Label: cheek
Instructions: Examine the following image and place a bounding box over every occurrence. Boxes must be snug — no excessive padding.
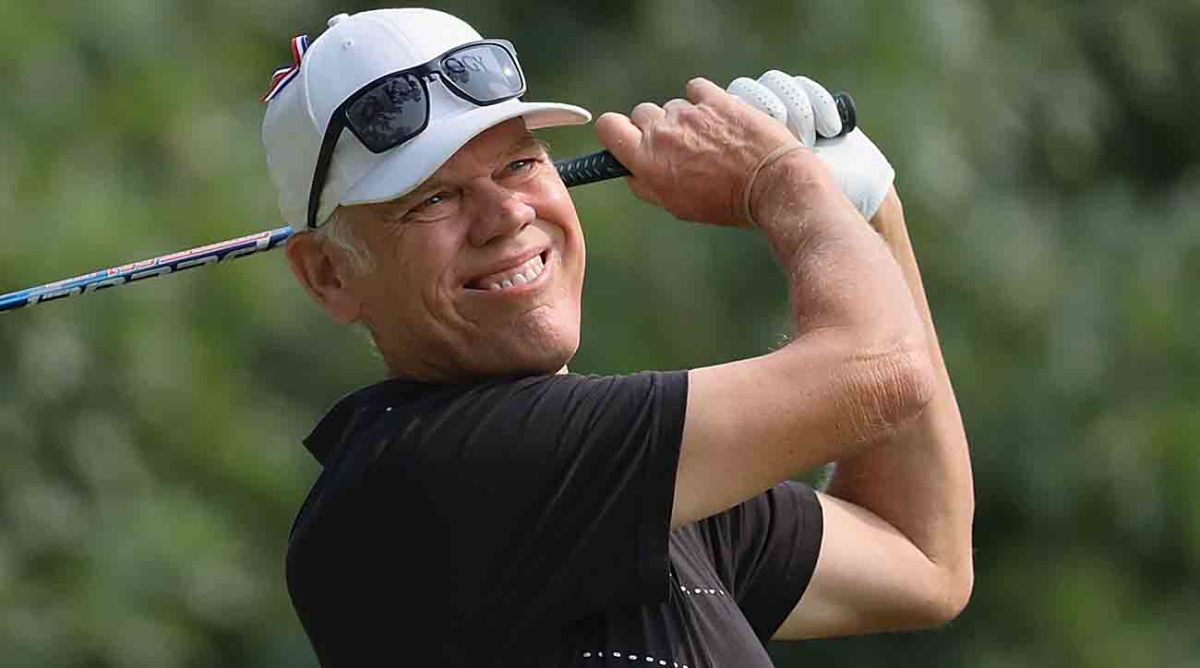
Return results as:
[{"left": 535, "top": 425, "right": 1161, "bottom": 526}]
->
[
  {"left": 533, "top": 182, "right": 584, "bottom": 252},
  {"left": 538, "top": 178, "right": 576, "bottom": 217},
  {"left": 363, "top": 227, "right": 458, "bottom": 315}
]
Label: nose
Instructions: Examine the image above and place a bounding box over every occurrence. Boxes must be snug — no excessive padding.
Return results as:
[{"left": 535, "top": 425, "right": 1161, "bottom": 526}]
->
[{"left": 466, "top": 179, "right": 535, "bottom": 247}]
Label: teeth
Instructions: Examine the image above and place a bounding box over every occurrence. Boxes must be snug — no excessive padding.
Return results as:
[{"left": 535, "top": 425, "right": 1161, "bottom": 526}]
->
[{"left": 479, "top": 254, "right": 546, "bottom": 291}]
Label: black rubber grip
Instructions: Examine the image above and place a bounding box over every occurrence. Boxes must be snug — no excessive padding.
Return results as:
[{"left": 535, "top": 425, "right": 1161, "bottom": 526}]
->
[
  {"left": 554, "top": 149, "right": 631, "bottom": 187},
  {"left": 554, "top": 91, "right": 858, "bottom": 189}
]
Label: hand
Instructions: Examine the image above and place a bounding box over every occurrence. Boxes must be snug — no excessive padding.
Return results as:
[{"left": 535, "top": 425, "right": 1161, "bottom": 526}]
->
[
  {"left": 594, "top": 77, "right": 815, "bottom": 228},
  {"left": 727, "top": 71, "right": 895, "bottom": 221}
]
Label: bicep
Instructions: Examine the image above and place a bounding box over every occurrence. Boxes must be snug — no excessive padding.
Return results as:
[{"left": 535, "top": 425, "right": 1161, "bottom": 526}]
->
[
  {"left": 772, "top": 491, "right": 959, "bottom": 640},
  {"left": 673, "top": 335, "right": 925, "bottom": 528}
]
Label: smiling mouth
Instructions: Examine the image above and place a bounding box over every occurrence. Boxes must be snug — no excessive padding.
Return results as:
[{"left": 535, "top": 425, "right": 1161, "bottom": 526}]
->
[{"left": 465, "top": 251, "right": 550, "bottom": 292}]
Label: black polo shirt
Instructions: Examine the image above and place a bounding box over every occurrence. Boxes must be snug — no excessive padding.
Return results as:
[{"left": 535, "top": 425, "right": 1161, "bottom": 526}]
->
[{"left": 287, "top": 371, "right": 822, "bottom": 666}]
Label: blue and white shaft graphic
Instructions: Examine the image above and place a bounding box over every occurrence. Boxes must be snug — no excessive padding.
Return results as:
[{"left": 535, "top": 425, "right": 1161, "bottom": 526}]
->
[{"left": 0, "top": 227, "right": 295, "bottom": 313}]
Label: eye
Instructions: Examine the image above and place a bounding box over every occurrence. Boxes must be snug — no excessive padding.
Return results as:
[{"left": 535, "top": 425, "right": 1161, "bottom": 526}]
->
[
  {"left": 412, "top": 191, "right": 454, "bottom": 212},
  {"left": 507, "top": 157, "right": 541, "bottom": 174},
  {"left": 395, "top": 190, "right": 458, "bottom": 223}
]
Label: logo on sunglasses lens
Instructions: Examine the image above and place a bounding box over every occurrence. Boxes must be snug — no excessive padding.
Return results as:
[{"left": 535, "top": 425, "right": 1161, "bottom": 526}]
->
[{"left": 444, "top": 54, "right": 490, "bottom": 85}]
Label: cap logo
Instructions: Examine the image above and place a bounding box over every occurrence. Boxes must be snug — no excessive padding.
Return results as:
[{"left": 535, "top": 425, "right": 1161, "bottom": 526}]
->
[{"left": 262, "top": 34, "right": 310, "bottom": 103}]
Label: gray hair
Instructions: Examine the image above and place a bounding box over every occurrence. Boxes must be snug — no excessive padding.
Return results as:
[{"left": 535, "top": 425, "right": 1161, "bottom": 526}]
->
[
  {"left": 314, "top": 207, "right": 374, "bottom": 275},
  {"left": 310, "top": 208, "right": 381, "bottom": 352}
]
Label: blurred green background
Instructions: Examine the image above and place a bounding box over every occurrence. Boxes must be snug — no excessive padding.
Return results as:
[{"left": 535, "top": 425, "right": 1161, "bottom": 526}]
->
[{"left": 1, "top": 0, "right": 1197, "bottom": 665}]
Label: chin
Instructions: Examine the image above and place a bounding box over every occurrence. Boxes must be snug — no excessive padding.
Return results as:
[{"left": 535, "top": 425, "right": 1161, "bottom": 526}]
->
[{"left": 483, "top": 311, "right": 580, "bottom": 378}]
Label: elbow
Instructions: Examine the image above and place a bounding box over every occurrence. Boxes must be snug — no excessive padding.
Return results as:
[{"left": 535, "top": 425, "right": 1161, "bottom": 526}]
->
[
  {"left": 882, "top": 344, "right": 937, "bottom": 427},
  {"left": 931, "top": 566, "right": 974, "bottom": 626},
  {"left": 908, "top": 561, "right": 975, "bottom": 630},
  {"left": 840, "top": 342, "right": 937, "bottom": 444},
  {"left": 950, "top": 568, "right": 975, "bottom": 621}
]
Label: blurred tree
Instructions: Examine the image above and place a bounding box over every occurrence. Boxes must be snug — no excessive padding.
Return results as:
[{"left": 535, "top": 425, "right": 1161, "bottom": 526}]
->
[{"left": 0, "top": 1, "right": 1195, "bottom": 666}]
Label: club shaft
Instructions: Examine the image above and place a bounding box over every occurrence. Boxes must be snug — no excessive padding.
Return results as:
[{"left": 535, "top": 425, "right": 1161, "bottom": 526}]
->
[
  {"left": 0, "top": 153, "right": 621, "bottom": 313},
  {"left": 0, "top": 91, "right": 857, "bottom": 313}
]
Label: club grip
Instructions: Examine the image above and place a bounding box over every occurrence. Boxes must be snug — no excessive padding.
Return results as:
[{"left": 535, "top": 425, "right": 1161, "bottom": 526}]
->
[
  {"left": 554, "top": 149, "right": 631, "bottom": 187},
  {"left": 555, "top": 91, "right": 857, "bottom": 189},
  {"left": 833, "top": 91, "right": 857, "bottom": 136}
]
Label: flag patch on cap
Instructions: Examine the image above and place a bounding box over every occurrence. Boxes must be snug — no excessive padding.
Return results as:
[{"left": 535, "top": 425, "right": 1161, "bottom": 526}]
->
[{"left": 262, "top": 34, "right": 310, "bottom": 103}]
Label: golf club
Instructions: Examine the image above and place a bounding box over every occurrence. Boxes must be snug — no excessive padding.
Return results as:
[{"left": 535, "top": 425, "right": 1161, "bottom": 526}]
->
[{"left": 0, "top": 92, "right": 856, "bottom": 313}]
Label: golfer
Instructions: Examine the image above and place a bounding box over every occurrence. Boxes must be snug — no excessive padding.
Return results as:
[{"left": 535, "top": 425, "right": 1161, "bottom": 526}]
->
[{"left": 263, "top": 8, "right": 974, "bottom": 666}]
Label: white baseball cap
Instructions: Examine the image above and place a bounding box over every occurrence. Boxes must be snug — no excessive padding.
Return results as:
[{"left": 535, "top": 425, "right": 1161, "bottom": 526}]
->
[{"left": 262, "top": 8, "right": 592, "bottom": 231}]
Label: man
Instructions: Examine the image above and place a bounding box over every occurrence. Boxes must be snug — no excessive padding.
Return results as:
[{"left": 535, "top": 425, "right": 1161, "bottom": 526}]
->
[{"left": 263, "top": 8, "right": 973, "bottom": 666}]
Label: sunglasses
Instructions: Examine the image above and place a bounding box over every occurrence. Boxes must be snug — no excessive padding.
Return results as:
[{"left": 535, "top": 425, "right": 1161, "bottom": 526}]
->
[{"left": 306, "top": 39, "right": 527, "bottom": 229}]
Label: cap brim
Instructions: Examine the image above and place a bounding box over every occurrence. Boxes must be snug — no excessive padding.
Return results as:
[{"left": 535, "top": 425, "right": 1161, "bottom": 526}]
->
[{"left": 342, "top": 99, "right": 591, "bottom": 208}]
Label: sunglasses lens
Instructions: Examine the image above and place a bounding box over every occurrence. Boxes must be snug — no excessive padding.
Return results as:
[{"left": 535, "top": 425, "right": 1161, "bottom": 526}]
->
[
  {"left": 440, "top": 44, "right": 525, "bottom": 103},
  {"left": 345, "top": 73, "right": 428, "bottom": 153}
]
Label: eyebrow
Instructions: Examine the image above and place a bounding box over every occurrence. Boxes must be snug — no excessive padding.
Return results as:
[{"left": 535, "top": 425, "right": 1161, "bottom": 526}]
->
[
  {"left": 507, "top": 133, "right": 550, "bottom": 158},
  {"left": 389, "top": 133, "right": 550, "bottom": 211}
]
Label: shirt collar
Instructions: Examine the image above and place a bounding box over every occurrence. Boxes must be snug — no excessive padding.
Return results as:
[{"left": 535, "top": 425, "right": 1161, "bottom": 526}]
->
[{"left": 302, "top": 378, "right": 423, "bottom": 466}]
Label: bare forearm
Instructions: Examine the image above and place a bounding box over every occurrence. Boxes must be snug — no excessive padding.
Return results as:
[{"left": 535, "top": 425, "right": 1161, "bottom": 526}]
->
[
  {"left": 746, "top": 154, "right": 936, "bottom": 450},
  {"left": 825, "top": 190, "right": 975, "bottom": 595},
  {"left": 754, "top": 153, "right": 928, "bottom": 358}
]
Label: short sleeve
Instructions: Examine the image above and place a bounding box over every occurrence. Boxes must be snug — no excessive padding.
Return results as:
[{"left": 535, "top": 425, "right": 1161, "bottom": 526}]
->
[
  {"left": 361, "top": 371, "right": 688, "bottom": 638},
  {"left": 703, "top": 481, "right": 824, "bottom": 642}
]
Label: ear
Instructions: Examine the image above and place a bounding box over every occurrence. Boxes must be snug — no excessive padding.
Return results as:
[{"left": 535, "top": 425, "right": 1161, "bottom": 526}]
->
[{"left": 285, "top": 231, "right": 363, "bottom": 324}]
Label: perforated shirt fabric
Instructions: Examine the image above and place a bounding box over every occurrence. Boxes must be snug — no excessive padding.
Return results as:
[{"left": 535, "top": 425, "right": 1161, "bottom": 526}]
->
[{"left": 287, "top": 371, "right": 823, "bottom": 666}]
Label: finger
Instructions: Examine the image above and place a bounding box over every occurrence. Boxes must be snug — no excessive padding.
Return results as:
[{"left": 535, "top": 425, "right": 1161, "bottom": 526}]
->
[
  {"left": 662, "top": 97, "right": 691, "bottom": 116},
  {"left": 595, "top": 111, "right": 644, "bottom": 173},
  {"left": 756, "top": 70, "right": 816, "bottom": 147},
  {"left": 684, "top": 77, "right": 729, "bottom": 107},
  {"left": 726, "top": 77, "right": 787, "bottom": 126},
  {"left": 629, "top": 101, "right": 665, "bottom": 131},
  {"left": 794, "top": 75, "right": 842, "bottom": 138}
]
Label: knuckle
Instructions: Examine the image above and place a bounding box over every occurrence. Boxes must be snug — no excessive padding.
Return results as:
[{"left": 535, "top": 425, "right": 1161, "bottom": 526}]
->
[
  {"left": 674, "top": 104, "right": 700, "bottom": 122},
  {"left": 662, "top": 98, "right": 688, "bottom": 113},
  {"left": 652, "top": 127, "right": 685, "bottom": 150}
]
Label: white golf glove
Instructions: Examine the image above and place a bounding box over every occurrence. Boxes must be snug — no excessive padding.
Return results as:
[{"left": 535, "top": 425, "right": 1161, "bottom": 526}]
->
[{"left": 727, "top": 70, "right": 894, "bottom": 221}]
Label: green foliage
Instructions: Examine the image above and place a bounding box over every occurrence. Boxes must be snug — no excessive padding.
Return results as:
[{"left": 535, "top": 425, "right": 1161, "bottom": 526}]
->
[{"left": 0, "top": 1, "right": 1196, "bottom": 665}]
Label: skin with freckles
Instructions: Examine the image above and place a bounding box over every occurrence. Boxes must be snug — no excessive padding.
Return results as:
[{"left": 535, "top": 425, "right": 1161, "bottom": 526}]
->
[{"left": 284, "top": 118, "right": 586, "bottom": 382}]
